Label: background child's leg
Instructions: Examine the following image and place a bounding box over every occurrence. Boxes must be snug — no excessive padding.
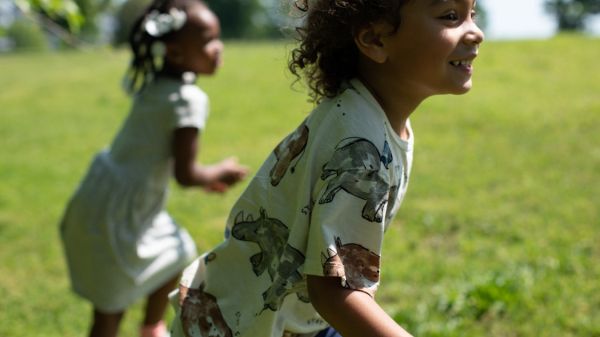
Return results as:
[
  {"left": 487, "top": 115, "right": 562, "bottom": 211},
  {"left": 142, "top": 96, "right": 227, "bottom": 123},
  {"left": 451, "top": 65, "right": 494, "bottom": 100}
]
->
[
  {"left": 142, "top": 275, "right": 180, "bottom": 329},
  {"left": 89, "top": 309, "right": 125, "bottom": 337},
  {"left": 315, "top": 327, "right": 343, "bottom": 337}
]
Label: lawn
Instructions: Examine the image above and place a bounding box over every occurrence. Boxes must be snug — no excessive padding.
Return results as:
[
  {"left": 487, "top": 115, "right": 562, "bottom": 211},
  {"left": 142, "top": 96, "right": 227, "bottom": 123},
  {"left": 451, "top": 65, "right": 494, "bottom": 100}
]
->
[{"left": 0, "top": 36, "right": 598, "bottom": 336}]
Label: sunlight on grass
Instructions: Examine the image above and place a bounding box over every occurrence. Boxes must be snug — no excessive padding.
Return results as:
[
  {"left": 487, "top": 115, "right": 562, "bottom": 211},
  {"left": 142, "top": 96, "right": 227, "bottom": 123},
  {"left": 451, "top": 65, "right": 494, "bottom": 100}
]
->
[{"left": 0, "top": 36, "right": 598, "bottom": 336}]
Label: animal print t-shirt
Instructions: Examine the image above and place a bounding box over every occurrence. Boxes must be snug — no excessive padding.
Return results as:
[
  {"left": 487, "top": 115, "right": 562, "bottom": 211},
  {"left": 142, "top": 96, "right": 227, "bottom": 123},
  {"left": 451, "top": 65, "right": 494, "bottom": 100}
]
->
[{"left": 171, "top": 79, "right": 414, "bottom": 337}]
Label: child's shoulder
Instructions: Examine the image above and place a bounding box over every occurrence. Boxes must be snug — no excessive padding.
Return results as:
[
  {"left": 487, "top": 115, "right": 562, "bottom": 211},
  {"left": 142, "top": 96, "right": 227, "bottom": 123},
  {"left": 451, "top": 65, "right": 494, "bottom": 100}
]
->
[
  {"left": 142, "top": 76, "right": 207, "bottom": 106},
  {"left": 309, "top": 78, "right": 384, "bottom": 131},
  {"left": 179, "top": 82, "right": 208, "bottom": 106}
]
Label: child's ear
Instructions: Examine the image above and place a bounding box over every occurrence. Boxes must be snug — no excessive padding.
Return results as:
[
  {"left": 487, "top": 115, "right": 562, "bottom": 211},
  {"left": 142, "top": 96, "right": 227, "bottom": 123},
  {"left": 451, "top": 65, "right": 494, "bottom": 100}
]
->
[{"left": 354, "top": 23, "right": 389, "bottom": 64}]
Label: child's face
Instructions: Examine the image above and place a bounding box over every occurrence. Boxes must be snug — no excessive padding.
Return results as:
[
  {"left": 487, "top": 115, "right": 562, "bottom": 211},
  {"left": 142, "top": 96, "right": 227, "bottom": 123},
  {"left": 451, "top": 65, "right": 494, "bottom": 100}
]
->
[
  {"left": 381, "top": 0, "right": 484, "bottom": 96},
  {"left": 168, "top": 5, "right": 224, "bottom": 75}
]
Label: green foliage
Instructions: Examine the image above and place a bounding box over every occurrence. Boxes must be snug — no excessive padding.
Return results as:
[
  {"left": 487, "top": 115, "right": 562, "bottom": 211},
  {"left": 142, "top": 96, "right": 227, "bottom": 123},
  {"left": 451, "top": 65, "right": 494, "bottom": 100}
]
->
[
  {"left": 545, "top": 0, "right": 600, "bottom": 30},
  {"left": 17, "top": 0, "right": 110, "bottom": 41},
  {"left": 205, "top": 0, "right": 281, "bottom": 39},
  {"left": 0, "top": 37, "right": 599, "bottom": 336},
  {"left": 205, "top": 0, "right": 255, "bottom": 38},
  {"left": 5, "top": 18, "right": 48, "bottom": 52},
  {"left": 72, "top": 0, "right": 111, "bottom": 38},
  {"left": 16, "top": 0, "right": 83, "bottom": 32}
]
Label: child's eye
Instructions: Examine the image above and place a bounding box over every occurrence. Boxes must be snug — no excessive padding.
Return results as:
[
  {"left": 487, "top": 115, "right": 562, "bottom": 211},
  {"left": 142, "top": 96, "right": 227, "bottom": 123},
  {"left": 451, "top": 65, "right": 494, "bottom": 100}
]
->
[{"left": 440, "top": 12, "right": 459, "bottom": 21}]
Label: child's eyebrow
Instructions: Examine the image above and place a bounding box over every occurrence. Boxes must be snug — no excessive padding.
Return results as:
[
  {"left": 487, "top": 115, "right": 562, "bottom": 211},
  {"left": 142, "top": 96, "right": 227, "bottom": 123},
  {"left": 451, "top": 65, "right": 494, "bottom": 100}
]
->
[
  {"left": 429, "top": 0, "right": 476, "bottom": 8},
  {"left": 429, "top": 0, "right": 455, "bottom": 6}
]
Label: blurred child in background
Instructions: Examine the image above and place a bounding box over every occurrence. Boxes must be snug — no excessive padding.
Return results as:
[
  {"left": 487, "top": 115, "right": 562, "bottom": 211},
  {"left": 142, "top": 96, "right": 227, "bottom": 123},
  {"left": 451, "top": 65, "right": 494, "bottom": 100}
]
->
[
  {"left": 60, "top": 1, "right": 247, "bottom": 336},
  {"left": 169, "top": 0, "right": 483, "bottom": 336}
]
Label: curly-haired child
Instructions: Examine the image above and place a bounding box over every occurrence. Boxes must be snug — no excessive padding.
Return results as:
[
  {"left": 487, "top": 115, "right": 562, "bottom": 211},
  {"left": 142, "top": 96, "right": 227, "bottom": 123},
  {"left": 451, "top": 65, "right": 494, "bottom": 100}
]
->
[
  {"left": 170, "top": 0, "right": 484, "bottom": 336},
  {"left": 59, "top": 1, "right": 247, "bottom": 336}
]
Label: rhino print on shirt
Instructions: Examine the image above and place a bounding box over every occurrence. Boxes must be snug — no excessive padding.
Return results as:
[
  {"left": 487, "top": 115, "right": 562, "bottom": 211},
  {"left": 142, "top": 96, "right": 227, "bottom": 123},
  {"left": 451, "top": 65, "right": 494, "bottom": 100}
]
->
[
  {"left": 179, "top": 283, "right": 233, "bottom": 337},
  {"left": 232, "top": 209, "right": 290, "bottom": 279},
  {"left": 321, "top": 237, "right": 381, "bottom": 291},
  {"left": 319, "top": 137, "right": 394, "bottom": 222},
  {"left": 231, "top": 208, "right": 308, "bottom": 311},
  {"left": 261, "top": 244, "right": 309, "bottom": 312},
  {"left": 270, "top": 123, "right": 309, "bottom": 186}
]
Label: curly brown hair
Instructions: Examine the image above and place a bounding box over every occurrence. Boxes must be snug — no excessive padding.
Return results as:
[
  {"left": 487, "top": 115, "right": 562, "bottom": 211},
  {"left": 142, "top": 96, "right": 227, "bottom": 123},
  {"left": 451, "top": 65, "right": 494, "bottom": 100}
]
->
[{"left": 288, "top": 0, "right": 407, "bottom": 102}]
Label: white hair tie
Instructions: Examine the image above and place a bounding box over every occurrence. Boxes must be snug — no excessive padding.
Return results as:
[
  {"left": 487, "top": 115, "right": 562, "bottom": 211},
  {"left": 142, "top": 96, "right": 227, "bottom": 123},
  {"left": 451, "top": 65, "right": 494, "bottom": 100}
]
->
[{"left": 143, "top": 8, "right": 187, "bottom": 37}]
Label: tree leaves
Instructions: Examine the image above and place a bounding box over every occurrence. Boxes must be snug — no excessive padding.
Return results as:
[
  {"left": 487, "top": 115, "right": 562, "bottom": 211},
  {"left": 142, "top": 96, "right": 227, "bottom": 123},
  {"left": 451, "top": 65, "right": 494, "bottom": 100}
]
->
[{"left": 16, "top": 0, "right": 84, "bottom": 32}]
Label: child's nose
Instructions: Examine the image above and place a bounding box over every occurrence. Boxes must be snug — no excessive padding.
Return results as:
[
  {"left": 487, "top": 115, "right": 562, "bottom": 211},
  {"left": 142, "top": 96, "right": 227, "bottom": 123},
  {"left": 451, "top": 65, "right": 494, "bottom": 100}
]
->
[
  {"left": 465, "top": 21, "right": 484, "bottom": 46},
  {"left": 215, "top": 40, "right": 224, "bottom": 52}
]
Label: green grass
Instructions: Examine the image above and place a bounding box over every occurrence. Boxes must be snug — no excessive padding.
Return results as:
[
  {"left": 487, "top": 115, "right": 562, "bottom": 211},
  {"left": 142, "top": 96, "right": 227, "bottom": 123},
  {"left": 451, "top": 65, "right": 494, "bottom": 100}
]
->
[{"left": 0, "top": 35, "right": 598, "bottom": 336}]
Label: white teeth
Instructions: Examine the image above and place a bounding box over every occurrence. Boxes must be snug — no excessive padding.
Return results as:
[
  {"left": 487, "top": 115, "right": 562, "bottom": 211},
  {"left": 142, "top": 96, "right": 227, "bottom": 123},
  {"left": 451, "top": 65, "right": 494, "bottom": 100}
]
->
[{"left": 450, "top": 60, "right": 472, "bottom": 66}]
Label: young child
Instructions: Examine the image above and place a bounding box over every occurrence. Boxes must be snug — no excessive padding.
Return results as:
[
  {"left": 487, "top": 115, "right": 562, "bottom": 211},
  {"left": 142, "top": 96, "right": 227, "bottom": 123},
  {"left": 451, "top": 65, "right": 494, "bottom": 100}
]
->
[
  {"left": 170, "top": 0, "right": 484, "bottom": 336},
  {"left": 59, "top": 1, "right": 248, "bottom": 337}
]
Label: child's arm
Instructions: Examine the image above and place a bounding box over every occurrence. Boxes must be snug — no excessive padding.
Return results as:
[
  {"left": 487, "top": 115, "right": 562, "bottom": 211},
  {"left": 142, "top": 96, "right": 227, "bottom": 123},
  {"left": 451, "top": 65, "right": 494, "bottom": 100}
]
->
[
  {"left": 307, "top": 275, "right": 414, "bottom": 337},
  {"left": 172, "top": 127, "right": 248, "bottom": 191}
]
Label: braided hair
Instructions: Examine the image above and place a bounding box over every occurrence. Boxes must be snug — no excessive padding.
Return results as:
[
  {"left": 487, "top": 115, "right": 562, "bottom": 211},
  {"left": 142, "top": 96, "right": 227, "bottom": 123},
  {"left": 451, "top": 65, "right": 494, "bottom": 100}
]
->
[
  {"left": 288, "top": 0, "right": 406, "bottom": 103},
  {"left": 123, "top": 0, "right": 188, "bottom": 95}
]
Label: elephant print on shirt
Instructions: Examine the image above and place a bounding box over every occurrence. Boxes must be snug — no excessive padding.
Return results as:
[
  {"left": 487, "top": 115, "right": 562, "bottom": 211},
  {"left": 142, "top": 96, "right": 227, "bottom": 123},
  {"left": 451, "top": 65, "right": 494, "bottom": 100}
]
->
[
  {"left": 321, "top": 237, "right": 381, "bottom": 292},
  {"left": 270, "top": 123, "right": 309, "bottom": 186},
  {"left": 179, "top": 284, "right": 233, "bottom": 337},
  {"left": 319, "top": 138, "right": 393, "bottom": 222}
]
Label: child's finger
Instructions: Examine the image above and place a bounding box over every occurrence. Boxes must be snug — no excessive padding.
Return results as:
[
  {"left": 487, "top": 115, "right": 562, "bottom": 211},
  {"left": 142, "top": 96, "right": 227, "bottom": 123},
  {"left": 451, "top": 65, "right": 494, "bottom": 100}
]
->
[{"left": 205, "top": 181, "right": 228, "bottom": 193}]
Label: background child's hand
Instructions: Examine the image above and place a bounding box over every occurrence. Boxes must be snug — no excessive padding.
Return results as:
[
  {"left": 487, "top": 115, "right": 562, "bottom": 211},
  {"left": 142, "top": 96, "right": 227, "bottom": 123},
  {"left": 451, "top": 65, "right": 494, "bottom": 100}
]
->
[{"left": 203, "top": 157, "right": 248, "bottom": 193}]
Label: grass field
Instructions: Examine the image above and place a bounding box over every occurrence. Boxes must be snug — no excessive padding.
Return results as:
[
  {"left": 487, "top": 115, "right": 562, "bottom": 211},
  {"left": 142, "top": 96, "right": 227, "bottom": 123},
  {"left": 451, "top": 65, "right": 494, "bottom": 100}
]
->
[{"left": 0, "top": 35, "right": 598, "bottom": 336}]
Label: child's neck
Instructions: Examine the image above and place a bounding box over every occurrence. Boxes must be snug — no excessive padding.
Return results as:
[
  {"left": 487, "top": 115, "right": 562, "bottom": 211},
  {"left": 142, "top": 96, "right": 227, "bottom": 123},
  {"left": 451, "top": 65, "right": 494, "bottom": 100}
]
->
[
  {"left": 159, "top": 63, "right": 194, "bottom": 81},
  {"left": 358, "top": 75, "right": 418, "bottom": 141}
]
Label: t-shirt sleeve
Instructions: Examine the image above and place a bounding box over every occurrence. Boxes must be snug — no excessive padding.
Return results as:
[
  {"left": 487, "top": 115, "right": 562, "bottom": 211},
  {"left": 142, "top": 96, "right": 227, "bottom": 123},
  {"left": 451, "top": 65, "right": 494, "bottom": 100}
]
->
[
  {"left": 171, "top": 84, "right": 209, "bottom": 130},
  {"left": 303, "top": 139, "right": 393, "bottom": 297}
]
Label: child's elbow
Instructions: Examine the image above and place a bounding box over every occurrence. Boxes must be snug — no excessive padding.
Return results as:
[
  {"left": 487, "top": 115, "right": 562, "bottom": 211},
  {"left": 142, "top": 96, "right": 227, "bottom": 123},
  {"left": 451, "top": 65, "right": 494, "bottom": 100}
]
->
[{"left": 174, "top": 170, "right": 196, "bottom": 187}]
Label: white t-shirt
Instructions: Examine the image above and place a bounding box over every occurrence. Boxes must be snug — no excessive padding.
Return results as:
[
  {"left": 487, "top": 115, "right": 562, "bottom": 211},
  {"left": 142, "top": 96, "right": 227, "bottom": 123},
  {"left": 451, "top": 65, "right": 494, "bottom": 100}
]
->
[{"left": 171, "top": 78, "right": 414, "bottom": 337}]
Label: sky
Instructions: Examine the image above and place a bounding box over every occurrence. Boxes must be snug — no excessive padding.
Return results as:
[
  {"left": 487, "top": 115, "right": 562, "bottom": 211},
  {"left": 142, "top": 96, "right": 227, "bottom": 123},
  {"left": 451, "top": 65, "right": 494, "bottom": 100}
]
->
[
  {"left": 484, "top": 0, "right": 600, "bottom": 40},
  {"left": 485, "top": 0, "right": 556, "bottom": 39}
]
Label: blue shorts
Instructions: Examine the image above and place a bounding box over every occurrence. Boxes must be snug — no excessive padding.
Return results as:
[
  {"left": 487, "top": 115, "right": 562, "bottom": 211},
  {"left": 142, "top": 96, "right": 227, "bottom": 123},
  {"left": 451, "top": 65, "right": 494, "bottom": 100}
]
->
[{"left": 315, "top": 327, "right": 342, "bottom": 337}]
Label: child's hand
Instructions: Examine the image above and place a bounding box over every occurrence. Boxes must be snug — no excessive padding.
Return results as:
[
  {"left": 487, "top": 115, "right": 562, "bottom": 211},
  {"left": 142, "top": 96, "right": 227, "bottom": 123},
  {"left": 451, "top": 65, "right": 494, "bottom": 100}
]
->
[{"left": 203, "top": 157, "right": 248, "bottom": 193}]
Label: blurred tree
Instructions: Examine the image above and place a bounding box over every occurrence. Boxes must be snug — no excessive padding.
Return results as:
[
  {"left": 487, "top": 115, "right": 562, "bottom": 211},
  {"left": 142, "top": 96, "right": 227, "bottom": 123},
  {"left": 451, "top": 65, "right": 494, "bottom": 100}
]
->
[
  {"left": 113, "top": 0, "right": 150, "bottom": 45},
  {"left": 18, "top": 0, "right": 110, "bottom": 42},
  {"left": 205, "top": 0, "right": 258, "bottom": 38},
  {"left": 545, "top": 0, "right": 600, "bottom": 30},
  {"left": 6, "top": 17, "right": 48, "bottom": 51},
  {"left": 205, "top": 0, "right": 280, "bottom": 38},
  {"left": 13, "top": 0, "right": 84, "bottom": 47},
  {"left": 72, "top": 0, "right": 112, "bottom": 38},
  {"left": 16, "top": 0, "right": 83, "bottom": 32}
]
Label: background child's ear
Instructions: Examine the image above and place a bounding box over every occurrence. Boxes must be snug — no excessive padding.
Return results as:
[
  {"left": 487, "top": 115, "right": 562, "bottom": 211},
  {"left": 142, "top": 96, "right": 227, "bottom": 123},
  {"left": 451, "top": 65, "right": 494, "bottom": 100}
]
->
[{"left": 354, "top": 23, "right": 389, "bottom": 64}]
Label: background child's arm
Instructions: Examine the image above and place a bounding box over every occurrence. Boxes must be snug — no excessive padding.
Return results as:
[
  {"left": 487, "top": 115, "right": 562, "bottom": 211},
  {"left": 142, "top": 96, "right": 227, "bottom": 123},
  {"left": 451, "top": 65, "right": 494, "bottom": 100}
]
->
[
  {"left": 307, "top": 275, "right": 414, "bottom": 337},
  {"left": 172, "top": 127, "right": 248, "bottom": 192}
]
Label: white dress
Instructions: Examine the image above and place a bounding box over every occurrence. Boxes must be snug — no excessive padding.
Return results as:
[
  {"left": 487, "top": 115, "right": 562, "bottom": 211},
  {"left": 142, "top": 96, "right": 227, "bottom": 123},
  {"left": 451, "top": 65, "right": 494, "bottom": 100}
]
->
[
  {"left": 170, "top": 79, "right": 414, "bottom": 337},
  {"left": 60, "top": 75, "right": 205, "bottom": 313}
]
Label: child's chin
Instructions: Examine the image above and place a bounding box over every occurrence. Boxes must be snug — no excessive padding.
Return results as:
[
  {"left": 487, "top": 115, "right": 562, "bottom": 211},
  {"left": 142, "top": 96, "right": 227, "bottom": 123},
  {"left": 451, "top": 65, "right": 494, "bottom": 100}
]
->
[
  {"left": 452, "top": 81, "right": 474, "bottom": 95},
  {"left": 200, "top": 68, "right": 219, "bottom": 76}
]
